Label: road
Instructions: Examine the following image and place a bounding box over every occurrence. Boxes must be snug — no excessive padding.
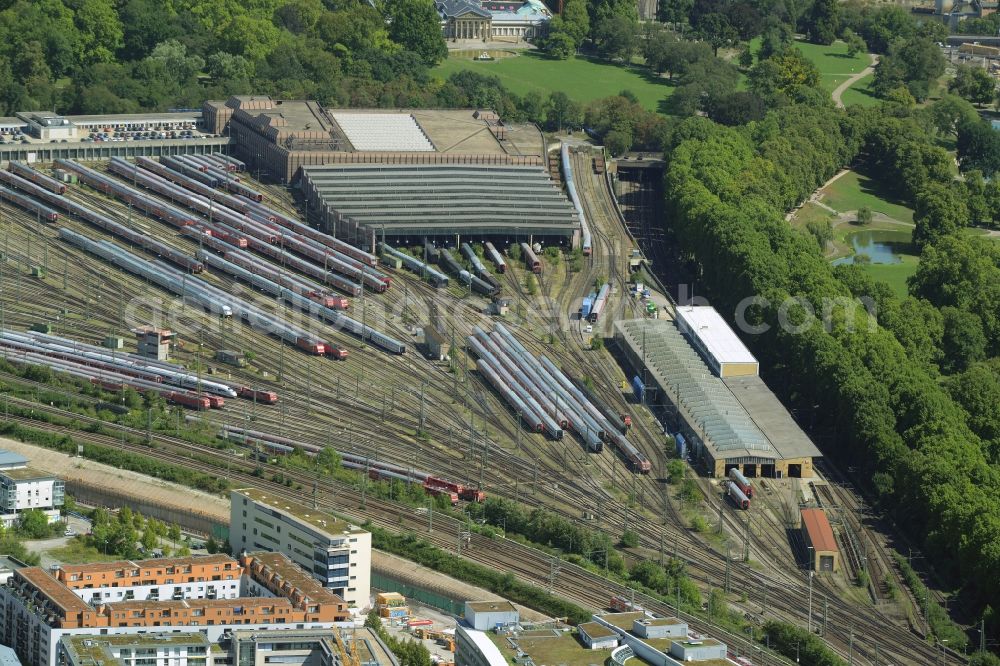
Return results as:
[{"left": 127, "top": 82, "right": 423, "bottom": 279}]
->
[{"left": 832, "top": 54, "right": 879, "bottom": 108}]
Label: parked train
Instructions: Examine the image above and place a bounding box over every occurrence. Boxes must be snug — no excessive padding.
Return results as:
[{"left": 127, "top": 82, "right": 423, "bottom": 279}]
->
[
  {"left": 589, "top": 283, "right": 610, "bottom": 322},
  {"left": 484, "top": 241, "right": 507, "bottom": 273},
  {"left": 8, "top": 161, "right": 66, "bottom": 195},
  {"left": 561, "top": 143, "right": 592, "bottom": 256},
  {"left": 520, "top": 242, "right": 542, "bottom": 274},
  {"left": 0, "top": 184, "right": 60, "bottom": 222},
  {"left": 727, "top": 480, "right": 750, "bottom": 510},
  {"left": 728, "top": 467, "right": 754, "bottom": 499}
]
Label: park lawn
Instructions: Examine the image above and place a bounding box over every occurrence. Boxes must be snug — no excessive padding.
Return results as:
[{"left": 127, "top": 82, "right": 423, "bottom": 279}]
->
[
  {"left": 856, "top": 254, "right": 919, "bottom": 299},
  {"left": 822, "top": 171, "right": 915, "bottom": 224},
  {"left": 789, "top": 201, "right": 835, "bottom": 231},
  {"left": 748, "top": 37, "right": 870, "bottom": 93},
  {"left": 839, "top": 72, "right": 881, "bottom": 108},
  {"left": 791, "top": 39, "right": 871, "bottom": 93},
  {"left": 433, "top": 52, "right": 675, "bottom": 111}
]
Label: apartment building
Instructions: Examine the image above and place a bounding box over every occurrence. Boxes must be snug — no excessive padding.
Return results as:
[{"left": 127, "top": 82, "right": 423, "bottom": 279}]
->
[
  {"left": 0, "top": 450, "right": 64, "bottom": 528},
  {"left": 229, "top": 489, "right": 371, "bottom": 610},
  {"left": 0, "top": 553, "right": 349, "bottom": 666}
]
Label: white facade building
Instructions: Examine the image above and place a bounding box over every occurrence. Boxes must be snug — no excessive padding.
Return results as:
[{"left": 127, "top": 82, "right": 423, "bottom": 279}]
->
[
  {"left": 229, "top": 489, "right": 371, "bottom": 610},
  {"left": 0, "top": 450, "right": 63, "bottom": 527}
]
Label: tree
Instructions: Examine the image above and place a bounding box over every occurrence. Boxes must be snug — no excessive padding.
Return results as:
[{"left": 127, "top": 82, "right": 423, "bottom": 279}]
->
[
  {"left": 957, "top": 118, "right": 1000, "bottom": 177},
  {"left": 593, "top": 15, "right": 638, "bottom": 62},
  {"left": 873, "top": 37, "right": 945, "bottom": 101},
  {"left": 748, "top": 47, "right": 820, "bottom": 99},
  {"left": 16, "top": 510, "right": 53, "bottom": 539},
  {"left": 844, "top": 29, "right": 867, "bottom": 58},
  {"left": 941, "top": 307, "right": 987, "bottom": 373},
  {"left": 695, "top": 13, "right": 738, "bottom": 55},
  {"left": 547, "top": 91, "right": 583, "bottom": 131},
  {"left": 913, "top": 183, "right": 968, "bottom": 249},
  {"left": 317, "top": 446, "right": 341, "bottom": 473},
  {"left": 949, "top": 64, "right": 996, "bottom": 105},
  {"left": 619, "top": 529, "right": 639, "bottom": 547},
  {"left": 738, "top": 46, "right": 753, "bottom": 69},
  {"left": 386, "top": 0, "right": 447, "bottom": 65},
  {"left": 561, "top": 0, "right": 590, "bottom": 46},
  {"left": 540, "top": 20, "right": 577, "bottom": 59},
  {"left": 805, "top": 0, "right": 840, "bottom": 45},
  {"left": 604, "top": 129, "right": 632, "bottom": 155},
  {"left": 856, "top": 206, "right": 873, "bottom": 225},
  {"left": 206, "top": 535, "right": 219, "bottom": 553},
  {"left": 707, "top": 91, "right": 766, "bottom": 125}
]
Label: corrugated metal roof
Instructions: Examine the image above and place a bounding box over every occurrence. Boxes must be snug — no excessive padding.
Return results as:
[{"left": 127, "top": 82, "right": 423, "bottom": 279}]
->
[
  {"left": 675, "top": 306, "right": 758, "bottom": 369},
  {"left": 801, "top": 508, "right": 837, "bottom": 552}
]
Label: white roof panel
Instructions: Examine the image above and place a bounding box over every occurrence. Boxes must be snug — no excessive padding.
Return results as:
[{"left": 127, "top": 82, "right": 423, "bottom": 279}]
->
[
  {"left": 330, "top": 113, "right": 435, "bottom": 152},
  {"left": 675, "top": 306, "right": 757, "bottom": 368}
]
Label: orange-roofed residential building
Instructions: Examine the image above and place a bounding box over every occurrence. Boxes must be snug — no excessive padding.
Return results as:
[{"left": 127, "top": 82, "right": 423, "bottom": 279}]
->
[{"left": 0, "top": 552, "right": 349, "bottom": 666}]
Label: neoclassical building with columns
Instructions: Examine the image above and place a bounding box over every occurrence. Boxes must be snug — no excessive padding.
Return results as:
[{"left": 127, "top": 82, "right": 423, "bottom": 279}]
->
[{"left": 436, "top": 0, "right": 552, "bottom": 42}]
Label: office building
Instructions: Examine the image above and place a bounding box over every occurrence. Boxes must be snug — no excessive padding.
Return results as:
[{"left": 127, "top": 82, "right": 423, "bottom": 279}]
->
[{"left": 230, "top": 489, "right": 371, "bottom": 609}]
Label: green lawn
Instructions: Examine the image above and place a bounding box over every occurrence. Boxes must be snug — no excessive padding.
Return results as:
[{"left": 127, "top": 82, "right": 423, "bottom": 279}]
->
[
  {"left": 49, "top": 538, "right": 121, "bottom": 564},
  {"left": 822, "top": 171, "right": 915, "bottom": 224},
  {"left": 790, "top": 39, "right": 871, "bottom": 93},
  {"left": 748, "top": 38, "right": 870, "bottom": 93},
  {"left": 839, "top": 71, "right": 881, "bottom": 108},
  {"left": 856, "top": 254, "right": 919, "bottom": 299},
  {"left": 433, "top": 51, "right": 675, "bottom": 111}
]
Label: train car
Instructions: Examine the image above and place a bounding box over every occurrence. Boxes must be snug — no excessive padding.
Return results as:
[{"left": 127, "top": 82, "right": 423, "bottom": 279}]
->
[
  {"left": 728, "top": 467, "right": 754, "bottom": 499},
  {"left": 727, "top": 481, "right": 750, "bottom": 510},
  {"left": 675, "top": 432, "right": 687, "bottom": 459},
  {"left": 561, "top": 143, "right": 592, "bottom": 256},
  {"left": 473, "top": 354, "right": 544, "bottom": 433},
  {"left": 589, "top": 283, "right": 610, "bottom": 322},
  {"left": 0, "top": 185, "right": 60, "bottom": 221},
  {"left": 568, "top": 374, "right": 631, "bottom": 435},
  {"left": 9, "top": 161, "right": 66, "bottom": 195},
  {"left": 631, "top": 375, "right": 644, "bottom": 402},
  {"left": 236, "top": 387, "right": 279, "bottom": 404},
  {"left": 609, "top": 595, "right": 645, "bottom": 613},
  {"left": 381, "top": 243, "right": 448, "bottom": 287},
  {"left": 580, "top": 292, "right": 595, "bottom": 320},
  {"left": 520, "top": 242, "right": 541, "bottom": 274},
  {"left": 484, "top": 242, "right": 506, "bottom": 273}
]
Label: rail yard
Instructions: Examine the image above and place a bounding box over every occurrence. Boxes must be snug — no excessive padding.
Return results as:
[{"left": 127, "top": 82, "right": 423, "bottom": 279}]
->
[{"left": 0, "top": 106, "right": 960, "bottom": 665}]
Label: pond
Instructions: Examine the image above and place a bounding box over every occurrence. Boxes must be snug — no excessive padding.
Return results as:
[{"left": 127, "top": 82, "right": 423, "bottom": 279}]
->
[
  {"left": 831, "top": 229, "right": 915, "bottom": 265},
  {"left": 449, "top": 49, "right": 519, "bottom": 60}
]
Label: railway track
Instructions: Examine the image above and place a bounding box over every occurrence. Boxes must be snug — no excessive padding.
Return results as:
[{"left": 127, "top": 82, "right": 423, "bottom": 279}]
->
[{"left": 0, "top": 165, "right": 962, "bottom": 665}]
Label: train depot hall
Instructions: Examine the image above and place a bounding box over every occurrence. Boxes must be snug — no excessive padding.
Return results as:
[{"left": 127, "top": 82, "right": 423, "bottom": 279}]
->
[{"left": 614, "top": 308, "right": 821, "bottom": 479}]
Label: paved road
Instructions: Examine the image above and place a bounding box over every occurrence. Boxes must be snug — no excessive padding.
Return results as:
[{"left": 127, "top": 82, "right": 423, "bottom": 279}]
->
[{"left": 832, "top": 54, "right": 879, "bottom": 108}]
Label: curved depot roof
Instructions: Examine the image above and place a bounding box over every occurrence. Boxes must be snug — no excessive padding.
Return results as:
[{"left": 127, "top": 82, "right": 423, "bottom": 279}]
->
[{"left": 301, "top": 163, "right": 578, "bottom": 234}]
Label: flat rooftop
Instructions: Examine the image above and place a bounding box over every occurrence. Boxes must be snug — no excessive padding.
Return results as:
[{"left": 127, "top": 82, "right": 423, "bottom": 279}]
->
[
  {"left": 467, "top": 600, "right": 517, "bottom": 614},
  {"left": 63, "top": 632, "right": 210, "bottom": 666},
  {"left": 578, "top": 622, "right": 616, "bottom": 638},
  {"left": 0, "top": 465, "right": 53, "bottom": 481},
  {"left": 601, "top": 612, "right": 646, "bottom": 630},
  {"left": 236, "top": 488, "right": 360, "bottom": 536},
  {"left": 637, "top": 617, "right": 683, "bottom": 626},
  {"left": 59, "top": 553, "right": 236, "bottom": 576},
  {"left": 675, "top": 306, "right": 757, "bottom": 367},
  {"left": 487, "top": 629, "right": 607, "bottom": 666}
]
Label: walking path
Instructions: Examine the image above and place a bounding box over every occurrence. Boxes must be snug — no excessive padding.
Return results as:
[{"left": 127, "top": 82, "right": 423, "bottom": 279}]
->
[{"left": 832, "top": 54, "right": 878, "bottom": 108}]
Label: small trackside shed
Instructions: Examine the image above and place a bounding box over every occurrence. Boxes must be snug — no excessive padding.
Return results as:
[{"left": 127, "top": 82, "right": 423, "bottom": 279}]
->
[
  {"left": 674, "top": 305, "right": 759, "bottom": 378},
  {"left": 577, "top": 622, "right": 619, "bottom": 650},
  {"left": 801, "top": 508, "right": 839, "bottom": 572}
]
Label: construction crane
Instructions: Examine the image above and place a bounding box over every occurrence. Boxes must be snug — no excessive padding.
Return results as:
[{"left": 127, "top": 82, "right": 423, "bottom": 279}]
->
[{"left": 332, "top": 627, "right": 362, "bottom": 666}]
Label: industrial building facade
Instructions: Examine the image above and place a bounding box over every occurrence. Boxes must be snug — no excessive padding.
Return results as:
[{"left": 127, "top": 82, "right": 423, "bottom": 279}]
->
[
  {"left": 614, "top": 311, "right": 820, "bottom": 478},
  {"left": 201, "top": 97, "right": 544, "bottom": 185},
  {"left": 230, "top": 489, "right": 371, "bottom": 609},
  {"left": 801, "top": 508, "right": 840, "bottom": 572}
]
